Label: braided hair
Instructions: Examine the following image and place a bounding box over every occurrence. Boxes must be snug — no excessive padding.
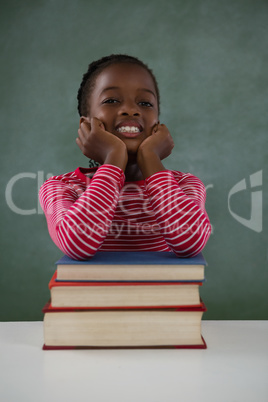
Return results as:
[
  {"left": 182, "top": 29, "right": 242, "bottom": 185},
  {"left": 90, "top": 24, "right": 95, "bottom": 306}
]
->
[{"left": 76, "top": 54, "right": 160, "bottom": 168}]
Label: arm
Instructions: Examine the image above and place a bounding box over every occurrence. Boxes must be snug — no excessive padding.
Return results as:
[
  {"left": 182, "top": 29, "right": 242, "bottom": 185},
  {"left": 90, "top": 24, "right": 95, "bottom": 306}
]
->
[
  {"left": 39, "top": 116, "right": 127, "bottom": 259},
  {"left": 77, "top": 117, "right": 128, "bottom": 170},
  {"left": 137, "top": 123, "right": 211, "bottom": 256},
  {"left": 39, "top": 165, "right": 125, "bottom": 260},
  {"left": 144, "top": 170, "right": 211, "bottom": 257},
  {"left": 137, "top": 123, "right": 174, "bottom": 178}
]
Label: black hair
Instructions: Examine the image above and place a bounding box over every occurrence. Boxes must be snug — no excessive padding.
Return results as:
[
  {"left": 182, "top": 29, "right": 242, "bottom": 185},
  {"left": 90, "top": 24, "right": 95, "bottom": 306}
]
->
[{"left": 77, "top": 54, "right": 160, "bottom": 117}]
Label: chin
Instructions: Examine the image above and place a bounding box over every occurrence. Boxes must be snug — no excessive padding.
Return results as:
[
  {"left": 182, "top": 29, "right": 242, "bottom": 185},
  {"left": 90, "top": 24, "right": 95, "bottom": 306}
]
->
[{"left": 122, "top": 139, "right": 141, "bottom": 152}]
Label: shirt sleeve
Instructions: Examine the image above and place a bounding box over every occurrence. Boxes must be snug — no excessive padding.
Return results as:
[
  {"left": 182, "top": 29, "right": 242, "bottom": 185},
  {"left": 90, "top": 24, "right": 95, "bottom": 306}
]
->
[
  {"left": 39, "top": 165, "right": 125, "bottom": 260},
  {"left": 144, "top": 170, "right": 211, "bottom": 257}
]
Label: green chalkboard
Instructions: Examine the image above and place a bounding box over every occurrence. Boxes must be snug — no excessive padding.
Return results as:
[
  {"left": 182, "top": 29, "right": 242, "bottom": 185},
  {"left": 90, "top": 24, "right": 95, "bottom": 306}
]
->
[{"left": 1, "top": 0, "right": 267, "bottom": 320}]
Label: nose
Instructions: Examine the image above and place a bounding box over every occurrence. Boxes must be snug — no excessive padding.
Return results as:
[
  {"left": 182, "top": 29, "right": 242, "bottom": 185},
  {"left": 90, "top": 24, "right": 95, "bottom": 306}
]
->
[{"left": 119, "top": 100, "right": 140, "bottom": 116}]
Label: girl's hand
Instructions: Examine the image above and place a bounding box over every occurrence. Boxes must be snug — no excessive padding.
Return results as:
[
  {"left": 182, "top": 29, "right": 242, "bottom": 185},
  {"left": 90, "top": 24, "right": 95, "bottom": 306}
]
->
[
  {"left": 137, "top": 123, "right": 174, "bottom": 179},
  {"left": 138, "top": 123, "right": 174, "bottom": 161},
  {"left": 76, "top": 117, "right": 128, "bottom": 170}
]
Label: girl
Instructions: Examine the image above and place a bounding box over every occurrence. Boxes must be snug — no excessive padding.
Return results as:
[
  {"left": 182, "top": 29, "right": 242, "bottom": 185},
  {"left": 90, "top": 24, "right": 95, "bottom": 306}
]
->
[{"left": 39, "top": 54, "right": 211, "bottom": 260}]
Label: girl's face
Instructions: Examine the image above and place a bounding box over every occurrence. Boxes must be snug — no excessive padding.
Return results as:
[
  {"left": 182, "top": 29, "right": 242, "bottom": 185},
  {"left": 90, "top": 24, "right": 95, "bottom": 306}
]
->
[{"left": 85, "top": 63, "right": 159, "bottom": 155}]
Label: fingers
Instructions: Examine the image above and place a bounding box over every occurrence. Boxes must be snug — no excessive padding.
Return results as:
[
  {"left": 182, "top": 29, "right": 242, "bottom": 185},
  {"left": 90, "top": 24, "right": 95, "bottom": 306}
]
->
[
  {"left": 76, "top": 117, "right": 109, "bottom": 160},
  {"left": 76, "top": 127, "right": 88, "bottom": 155},
  {"left": 79, "top": 116, "right": 90, "bottom": 130},
  {"left": 77, "top": 119, "right": 90, "bottom": 150},
  {"left": 91, "top": 117, "right": 105, "bottom": 131},
  {"left": 79, "top": 117, "right": 106, "bottom": 138},
  {"left": 152, "top": 122, "right": 167, "bottom": 134},
  {"left": 77, "top": 117, "right": 104, "bottom": 147},
  {"left": 152, "top": 123, "right": 159, "bottom": 133},
  {"left": 77, "top": 124, "right": 87, "bottom": 147},
  {"left": 78, "top": 117, "right": 90, "bottom": 142},
  {"left": 75, "top": 136, "right": 83, "bottom": 150}
]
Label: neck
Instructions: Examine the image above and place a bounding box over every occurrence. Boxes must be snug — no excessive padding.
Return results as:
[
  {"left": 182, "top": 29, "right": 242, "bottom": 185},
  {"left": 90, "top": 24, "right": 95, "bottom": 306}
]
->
[{"left": 124, "top": 160, "right": 143, "bottom": 182}]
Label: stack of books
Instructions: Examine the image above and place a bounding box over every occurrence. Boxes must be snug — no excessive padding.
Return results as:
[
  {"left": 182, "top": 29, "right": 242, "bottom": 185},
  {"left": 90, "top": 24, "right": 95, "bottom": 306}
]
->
[{"left": 42, "top": 251, "right": 207, "bottom": 349}]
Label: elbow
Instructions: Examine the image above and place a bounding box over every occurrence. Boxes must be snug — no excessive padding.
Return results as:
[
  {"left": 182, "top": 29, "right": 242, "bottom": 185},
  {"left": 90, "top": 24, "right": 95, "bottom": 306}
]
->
[
  {"left": 50, "top": 222, "right": 99, "bottom": 261},
  {"left": 56, "top": 235, "right": 98, "bottom": 261},
  {"left": 55, "top": 240, "right": 98, "bottom": 261},
  {"left": 168, "top": 218, "right": 212, "bottom": 258}
]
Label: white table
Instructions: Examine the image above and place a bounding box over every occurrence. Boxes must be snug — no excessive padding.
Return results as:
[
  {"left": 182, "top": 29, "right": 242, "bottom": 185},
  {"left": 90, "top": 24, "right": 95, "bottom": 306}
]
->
[{"left": 0, "top": 321, "right": 267, "bottom": 402}]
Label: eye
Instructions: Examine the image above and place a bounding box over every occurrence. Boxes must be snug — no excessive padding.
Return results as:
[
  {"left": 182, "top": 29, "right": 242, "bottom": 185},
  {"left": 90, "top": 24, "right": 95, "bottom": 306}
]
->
[
  {"left": 102, "top": 98, "right": 119, "bottom": 104},
  {"left": 139, "top": 101, "right": 153, "bottom": 107}
]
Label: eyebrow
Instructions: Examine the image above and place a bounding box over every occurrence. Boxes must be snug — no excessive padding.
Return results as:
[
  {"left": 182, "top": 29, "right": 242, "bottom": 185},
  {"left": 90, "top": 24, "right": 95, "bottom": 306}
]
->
[{"left": 100, "top": 86, "right": 156, "bottom": 98}]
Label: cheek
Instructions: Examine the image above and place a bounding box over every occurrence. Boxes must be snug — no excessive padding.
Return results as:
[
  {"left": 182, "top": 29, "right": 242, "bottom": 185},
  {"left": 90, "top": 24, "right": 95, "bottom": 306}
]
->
[
  {"left": 90, "top": 109, "right": 105, "bottom": 120},
  {"left": 91, "top": 110, "right": 112, "bottom": 129},
  {"left": 146, "top": 115, "right": 159, "bottom": 132},
  {"left": 148, "top": 111, "right": 159, "bottom": 125}
]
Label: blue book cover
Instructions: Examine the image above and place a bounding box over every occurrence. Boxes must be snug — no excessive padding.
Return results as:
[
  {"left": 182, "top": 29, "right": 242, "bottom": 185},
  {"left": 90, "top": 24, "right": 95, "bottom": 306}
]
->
[
  {"left": 55, "top": 252, "right": 207, "bottom": 283},
  {"left": 56, "top": 251, "right": 207, "bottom": 266}
]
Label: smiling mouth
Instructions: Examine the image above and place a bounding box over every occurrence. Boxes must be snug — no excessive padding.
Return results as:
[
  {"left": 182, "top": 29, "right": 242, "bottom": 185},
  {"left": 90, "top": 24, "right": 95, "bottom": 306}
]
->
[
  {"left": 115, "top": 124, "right": 143, "bottom": 138},
  {"left": 117, "top": 126, "right": 141, "bottom": 133}
]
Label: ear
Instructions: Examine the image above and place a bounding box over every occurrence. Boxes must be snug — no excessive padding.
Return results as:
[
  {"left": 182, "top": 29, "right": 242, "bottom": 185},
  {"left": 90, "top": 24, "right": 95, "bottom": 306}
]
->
[{"left": 79, "top": 116, "right": 90, "bottom": 128}]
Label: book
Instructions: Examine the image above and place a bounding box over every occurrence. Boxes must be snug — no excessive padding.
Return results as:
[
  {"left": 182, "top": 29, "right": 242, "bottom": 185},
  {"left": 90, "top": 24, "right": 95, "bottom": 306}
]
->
[
  {"left": 42, "top": 302, "right": 207, "bottom": 349},
  {"left": 49, "top": 271, "right": 203, "bottom": 308},
  {"left": 43, "top": 252, "right": 208, "bottom": 350},
  {"left": 56, "top": 251, "right": 206, "bottom": 282}
]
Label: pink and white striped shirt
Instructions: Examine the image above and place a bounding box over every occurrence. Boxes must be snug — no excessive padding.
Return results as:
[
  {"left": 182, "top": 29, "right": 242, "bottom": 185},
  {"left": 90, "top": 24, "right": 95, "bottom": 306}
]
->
[{"left": 39, "top": 164, "right": 211, "bottom": 260}]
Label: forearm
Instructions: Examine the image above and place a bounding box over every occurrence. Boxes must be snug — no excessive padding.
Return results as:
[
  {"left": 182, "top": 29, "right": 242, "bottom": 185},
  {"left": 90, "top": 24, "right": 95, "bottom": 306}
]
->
[
  {"left": 137, "top": 123, "right": 174, "bottom": 179},
  {"left": 137, "top": 149, "right": 166, "bottom": 179},
  {"left": 145, "top": 171, "right": 211, "bottom": 257},
  {"left": 39, "top": 165, "right": 125, "bottom": 259},
  {"left": 104, "top": 148, "right": 128, "bottom": 171}
]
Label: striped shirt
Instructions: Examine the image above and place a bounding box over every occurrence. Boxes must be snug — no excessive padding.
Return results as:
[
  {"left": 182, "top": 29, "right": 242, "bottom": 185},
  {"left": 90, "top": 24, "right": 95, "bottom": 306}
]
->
[{"left": 39, "top": 164, "right": 211, "bottom": 260}]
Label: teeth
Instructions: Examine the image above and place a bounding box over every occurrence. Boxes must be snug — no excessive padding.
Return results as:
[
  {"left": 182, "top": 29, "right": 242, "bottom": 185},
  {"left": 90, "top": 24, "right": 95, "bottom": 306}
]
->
[{"left": 117, "top": 126, "right": 140, "bottom": 133}]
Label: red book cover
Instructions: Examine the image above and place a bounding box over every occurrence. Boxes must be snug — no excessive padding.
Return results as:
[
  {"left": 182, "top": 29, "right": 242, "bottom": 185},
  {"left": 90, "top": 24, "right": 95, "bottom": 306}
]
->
[
  {"left": 43, "top": 300, "right": 207, "bottom": 313},
  {"left": 47, "top": 271, "right": 204, "bottom": 310},
  {"left": 43, "top": 337, "right": 207, "bottom": 350}
]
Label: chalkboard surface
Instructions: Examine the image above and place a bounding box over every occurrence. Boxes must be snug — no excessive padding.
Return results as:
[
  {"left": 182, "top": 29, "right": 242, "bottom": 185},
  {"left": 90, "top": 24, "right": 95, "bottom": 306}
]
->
[{"left": 1, "top": 0, "right": 267, "bottom": 320}]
